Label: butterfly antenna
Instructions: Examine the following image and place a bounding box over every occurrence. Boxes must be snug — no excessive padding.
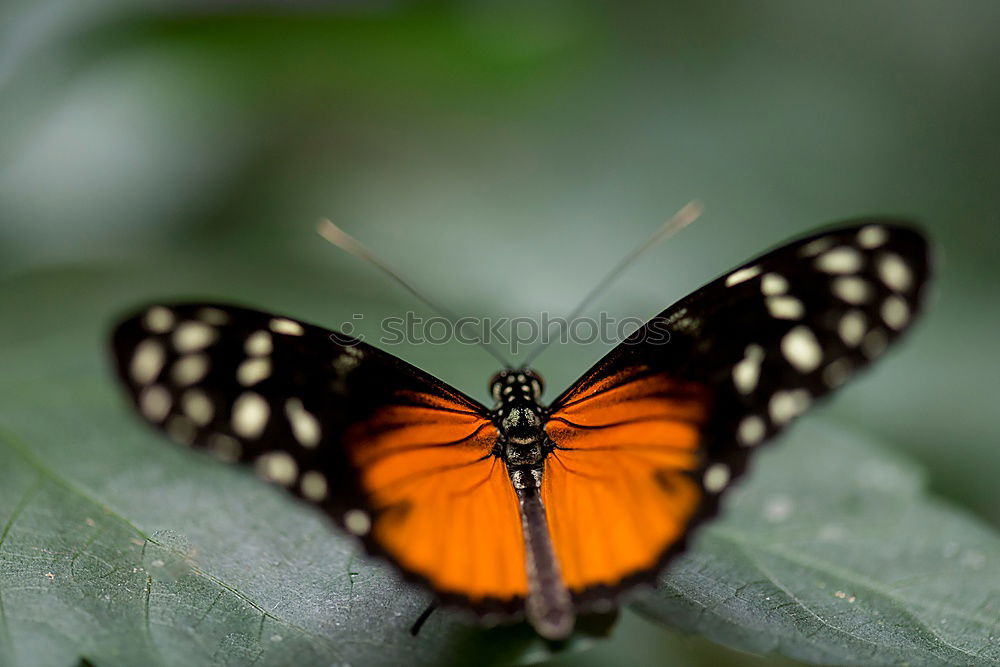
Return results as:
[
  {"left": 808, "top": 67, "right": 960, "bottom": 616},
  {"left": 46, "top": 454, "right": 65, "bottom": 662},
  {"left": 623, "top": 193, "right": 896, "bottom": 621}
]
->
[
  {"left": 317, "top": 219, "right": 514, "bottom": 368},
  {"left": 519, "top": 200, "right": 703, "bottom": 368}
]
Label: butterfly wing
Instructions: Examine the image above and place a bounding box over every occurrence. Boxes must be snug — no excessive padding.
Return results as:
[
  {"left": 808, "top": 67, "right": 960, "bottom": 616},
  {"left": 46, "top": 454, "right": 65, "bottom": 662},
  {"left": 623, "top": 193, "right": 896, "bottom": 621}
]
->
[
  {"left": 111, "top": 303, "right": 526, "bottom": 610},
  {"left": 543, "top": 220, "right": 931, "bottom": 603}
]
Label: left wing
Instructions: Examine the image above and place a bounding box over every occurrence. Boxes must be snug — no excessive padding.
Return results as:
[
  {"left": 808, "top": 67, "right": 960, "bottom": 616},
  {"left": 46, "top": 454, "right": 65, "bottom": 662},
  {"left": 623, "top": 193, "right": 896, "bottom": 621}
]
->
[
  {"left": 111, "top": 303, "right": 526, "bottom": 610},
  {"left": 542, "top": 219, "right": 931, "bottom": 604}
]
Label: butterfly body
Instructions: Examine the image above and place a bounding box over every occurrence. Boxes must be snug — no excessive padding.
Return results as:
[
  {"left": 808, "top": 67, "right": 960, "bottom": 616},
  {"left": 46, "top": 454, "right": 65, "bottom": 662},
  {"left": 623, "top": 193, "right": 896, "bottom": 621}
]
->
[
  {"left": 491, "top": 370, "right": 549, "bottom": 467},
  {"left": 110, "top": 219, "right": 931, "bottom": 641},
  {"left": 485, "top": 369, "right": 577, "bottom": 637}
]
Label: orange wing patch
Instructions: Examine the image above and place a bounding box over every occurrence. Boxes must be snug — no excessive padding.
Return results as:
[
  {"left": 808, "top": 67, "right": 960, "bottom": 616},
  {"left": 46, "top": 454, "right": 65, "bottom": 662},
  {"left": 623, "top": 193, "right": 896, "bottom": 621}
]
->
[
  {"left": 543, "top": 367, "right": 710, "bottom": 593},
  {"left": 345, "top": 391, "right": 527, "bottom": 601}
]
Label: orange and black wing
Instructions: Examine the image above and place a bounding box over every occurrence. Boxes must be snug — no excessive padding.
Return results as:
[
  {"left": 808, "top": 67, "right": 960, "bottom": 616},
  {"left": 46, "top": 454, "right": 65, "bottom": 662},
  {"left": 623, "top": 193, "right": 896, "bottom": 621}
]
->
[
  {"left": 543, "top": 220, "right": 931, "bottom": 604},
  {"left": 111, "top": 303, "right": 526, "bottom": 611}
]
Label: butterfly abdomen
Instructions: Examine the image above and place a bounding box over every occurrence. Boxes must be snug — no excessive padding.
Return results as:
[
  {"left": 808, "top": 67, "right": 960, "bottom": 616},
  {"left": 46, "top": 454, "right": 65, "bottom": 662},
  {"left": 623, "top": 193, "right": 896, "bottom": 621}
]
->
[{"left": 515, "top": 478, "right": 574, "bottom": 640}]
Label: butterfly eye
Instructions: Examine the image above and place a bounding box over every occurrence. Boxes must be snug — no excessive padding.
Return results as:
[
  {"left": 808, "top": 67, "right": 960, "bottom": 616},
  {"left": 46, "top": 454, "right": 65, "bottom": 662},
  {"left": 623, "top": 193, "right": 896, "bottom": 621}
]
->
[
  {"left": 522, "top": 370, "right": 544, "bottom": 398},
  {"left": 488, "top": 371, "right": 507, "bottom": 402}
]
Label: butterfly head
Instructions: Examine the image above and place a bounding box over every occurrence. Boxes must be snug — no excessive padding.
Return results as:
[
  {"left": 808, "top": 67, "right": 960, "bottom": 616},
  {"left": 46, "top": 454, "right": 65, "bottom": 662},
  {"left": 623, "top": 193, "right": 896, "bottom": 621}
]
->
[
  {"left": 489, "top": 369, "right": 544, "bottom": 405},
  {"left": 489, "top": 369, "right": 547, "bottom": 467}
]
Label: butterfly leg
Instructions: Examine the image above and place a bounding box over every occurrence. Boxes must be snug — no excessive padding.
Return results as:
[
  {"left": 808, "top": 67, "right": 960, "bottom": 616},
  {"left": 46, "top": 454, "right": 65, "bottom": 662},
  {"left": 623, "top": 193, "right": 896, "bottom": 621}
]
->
[
  {"left": 409, "top": 601, "right": 437, "bottom": 637},
  {"left": 510, "top": 466, "right": 574, "bottom": 640}
]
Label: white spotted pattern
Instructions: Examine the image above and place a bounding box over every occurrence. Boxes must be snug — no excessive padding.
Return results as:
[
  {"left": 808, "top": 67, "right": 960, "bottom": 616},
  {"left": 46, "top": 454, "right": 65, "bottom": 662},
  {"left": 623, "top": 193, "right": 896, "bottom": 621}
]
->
[
  {"left": 130, "top": 339, "right": 165, "bottom": 384},
  {"left": 300, "top": 471, "right": 329, "bottom": 501},
  {"left": 769, "top": 389, "right": 811, "bottom": 424},
  {"left": 832, "top": 276, "right": 872, "bottom": 304},
  {"left": 334, "top": 351, "right": 362, "bottom": 375},
  {"left": 761, "top": 273, "right": 788, "bottom": 296},
  {"left": 878, "top": 253, "right": 913, "bottom": 292},
  {"left": 781, "top": 326, "right": 823, "bottom": 373},
  {"left": 881, "top": 295, "right": 910, "bottom": 330},
  {"left": 237, "top": 357, "right": 271, "bottom": 387},
  {"left": 838, "top": 310, "right": 867, "bottom": 347},
  {"left": 173, "top": 321, "right": 217, "bottom": 353},
  {"left": 733, "top": 344, "right": 765, "bottom": 394},
  {"left": 815, "top": 246, "right": 864, "bottom": 274},
  {"left": 703, "top": 463, "right": 730, "bottom": 493},
  {"left": 738, "top": 415, "right": 766, "bottom": 446},
  {"left": 181, "top": 388, "right": 213, "bottom": 426},
  {"left": 285, "top": 398, "right": 321, "bottom": 448},
  {"left": 766, "top": 295, "right": 804, "bottom": 320},
  {"left": 171, "top": 353, "right": 209, "bottom": 386},
  {"left": 344, "top": 509, "right": 372, "bottom": 535},
  {"left": 139, "top": 384, "right": 171, "bottom": 422},
  {"left": 270, "top": 318, "right": 304, "bottom": 336},
  {"left": 144, "top": 307, "right": 175, "bottom": 333},
  {"left": 256, "top": 451, "right": 298, "bottom": 486},
  {"left": 245, "top": 331, "right": 273, "bottom": 357},
  {"left": 799, "top": 236, "right": 835, "bottom": 257},
  {"left": 858, "top": 225, "right": 888, "bottom": 249},
  {"left": 232, "top": 392, "right": 269, "bottom": 439},
  {"left": 725, "top": 265, "right": 761, "bottom": 287}
]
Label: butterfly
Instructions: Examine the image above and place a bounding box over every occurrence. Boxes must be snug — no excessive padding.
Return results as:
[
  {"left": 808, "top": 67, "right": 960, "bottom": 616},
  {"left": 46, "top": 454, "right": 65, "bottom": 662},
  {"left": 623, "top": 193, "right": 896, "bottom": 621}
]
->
[{"left": 110, "top": 218, "right": 930, "bottom": 640}]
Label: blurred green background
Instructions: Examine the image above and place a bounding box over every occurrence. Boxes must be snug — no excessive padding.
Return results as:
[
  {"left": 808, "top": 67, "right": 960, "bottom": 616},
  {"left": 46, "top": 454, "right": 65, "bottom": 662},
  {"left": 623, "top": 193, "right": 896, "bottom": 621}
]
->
[{"left": 1, "top": 1, "right": 998, "bottom": 665}]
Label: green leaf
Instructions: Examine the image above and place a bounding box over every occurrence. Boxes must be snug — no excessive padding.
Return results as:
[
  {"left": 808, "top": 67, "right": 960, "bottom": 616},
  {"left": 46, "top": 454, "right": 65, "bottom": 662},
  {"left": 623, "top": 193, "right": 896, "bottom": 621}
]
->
[{"left": 634, "top": 424, "right": 1000, "bottom": 666}]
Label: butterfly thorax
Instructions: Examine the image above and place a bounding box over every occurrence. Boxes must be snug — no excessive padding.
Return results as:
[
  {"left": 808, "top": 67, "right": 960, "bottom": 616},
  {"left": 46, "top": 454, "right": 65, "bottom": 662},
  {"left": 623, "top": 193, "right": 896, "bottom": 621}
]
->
[{"left": 490, "top": 369, "right": 551, "bottom": 486}]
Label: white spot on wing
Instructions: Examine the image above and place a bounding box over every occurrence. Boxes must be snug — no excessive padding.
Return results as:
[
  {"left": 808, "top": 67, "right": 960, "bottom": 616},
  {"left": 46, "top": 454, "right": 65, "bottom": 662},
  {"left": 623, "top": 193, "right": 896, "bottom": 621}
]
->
[
  {"left": 761, "top": 273, "right": 788, "bottom": 296},
  {"left": 333, "top": 350, "right": 362, "bottom": 375},
  {"left": 832, "top": 276, "right": 872, "bottom": 304},
  {"left": 270, "top": 318, "right": 304, "bottom": 336},
  {"left": 738, "top": 415, "right": 766, "bottom": 446},
  {"left": 232, "top": 392, "right": 269, "bottom": 439},
  {"left": 858, "top": 225, "right": 888, "bottom": 249},
  {"left": 130, "top": 339, "right": 165, "bottom": 385},
  {"left": 237, "top": 357, "right": 271, "bottom": 387},
  {"left": 878, "top": 253, "right": 913, "bottom": 292},
  {"left": 703, "top": 463, "right": 730, "bottom": 493},
  {"left": 285, "top": 398, "right": 322, "bottom": 448},
  {"left": 171, "top": 353, "right": 209, "bottom": 386},
  {"left": 725, "top": 265, "right": 761, "bottom": 287},
  {"left": 781, "top": 326, "right": 823, "bottom": 373},
  {"left": 766, "top": 295, "right": 804, "bottom": 320},
  {"left": 139, "top": 384, "right": 171, "bottom": 422},
  {"left": 815, "top": 247, "right": 864, "bottom": 274},
  {"left": 181, "top": 389, "right": 214, "bottom": 426},
  {"left": 838, "top": 310, "right": 867, "bottom": 347},
  {"left": 881, "top": 295, "right": 910, "bottom": 330},
  {"left": 799, "top": 236, "right": 835, "bottom": 257},
  {"left": 344, "top": 509, "right": 371, "bottom": 535},
  {"left": 144, "top": 307, "right": 175, "bottom": 333},
  {"left": 769, "top": 389, "right": 811, "bottom": 424},
  {"left": 733, "top": 344, "right": 765, "bottom": 394},
  {"left": 300, "top": 471, "right": 329, "bottom": 501},
  {"left": 173, "top": 321, "right": 218, "bottom": 353},
  {"left": 256, "top": 451, "right": 298, "bottom": 486},
  {"left": 245, "top": 331, "right": 272, "bottom": 357}
]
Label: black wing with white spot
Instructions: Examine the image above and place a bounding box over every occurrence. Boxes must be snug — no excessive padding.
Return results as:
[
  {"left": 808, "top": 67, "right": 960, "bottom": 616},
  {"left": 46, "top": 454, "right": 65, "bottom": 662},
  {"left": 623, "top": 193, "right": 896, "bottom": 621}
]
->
[
  {"left": 110, "top": 302, "right": 494, "bottom": 533},
  {"left": 656, "top": 219, "right": 930, "bottom": 459},
  {"left": 543, "top": 219, "right": 930, "bottom": 599}
]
